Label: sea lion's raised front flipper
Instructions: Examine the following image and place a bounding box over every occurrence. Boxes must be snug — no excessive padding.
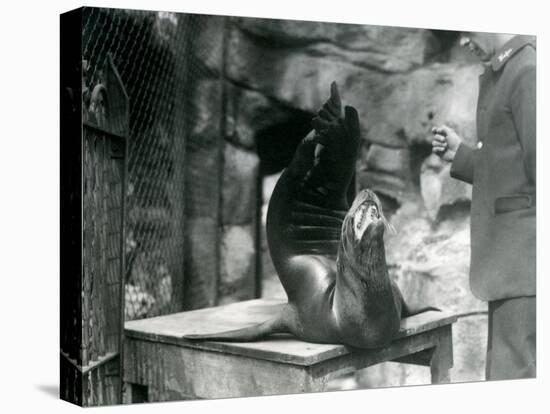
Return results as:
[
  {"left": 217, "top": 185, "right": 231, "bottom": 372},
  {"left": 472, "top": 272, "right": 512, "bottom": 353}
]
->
[
  {"left": 266, "top": 83, "right": 359, "bottom": 301},
  {"left": 311, "top": 81, "right": 343, "bottom": 146},
  {"left": 305, "top": 82, "right": 360, "bottom": 210},
  {"left": 268, "top": 83, "right": 361, "bottom": 260}
]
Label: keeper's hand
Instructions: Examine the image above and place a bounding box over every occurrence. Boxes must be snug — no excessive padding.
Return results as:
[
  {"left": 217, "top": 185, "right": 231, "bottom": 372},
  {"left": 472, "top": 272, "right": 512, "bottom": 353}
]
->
[{"left": 431, "top": 125, "right": 462, "bottom": 163}]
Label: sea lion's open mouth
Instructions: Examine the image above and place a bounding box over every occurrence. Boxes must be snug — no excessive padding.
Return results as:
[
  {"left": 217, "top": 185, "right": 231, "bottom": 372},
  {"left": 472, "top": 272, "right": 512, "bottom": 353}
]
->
[{"left": 353, "top": 202, "right": 380, "bottom": 241}]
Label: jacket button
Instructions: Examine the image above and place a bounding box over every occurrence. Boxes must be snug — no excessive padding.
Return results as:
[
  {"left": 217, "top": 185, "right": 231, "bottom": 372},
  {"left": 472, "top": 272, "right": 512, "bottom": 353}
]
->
[{"left": 477, "top": 141, "right": 484, "bottom": 149}]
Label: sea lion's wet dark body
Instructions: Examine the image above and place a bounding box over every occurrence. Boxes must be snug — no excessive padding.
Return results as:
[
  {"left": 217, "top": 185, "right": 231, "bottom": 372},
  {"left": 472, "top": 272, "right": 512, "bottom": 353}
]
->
[{"left": 185, "top": 83, "right": 435, "bottom": 348}]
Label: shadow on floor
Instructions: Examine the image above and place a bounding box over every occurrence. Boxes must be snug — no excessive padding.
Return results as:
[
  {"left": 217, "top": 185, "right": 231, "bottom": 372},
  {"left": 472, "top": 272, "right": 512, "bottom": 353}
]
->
[{"left": 35, "top": 383, "right": 59, "bottom": 399}]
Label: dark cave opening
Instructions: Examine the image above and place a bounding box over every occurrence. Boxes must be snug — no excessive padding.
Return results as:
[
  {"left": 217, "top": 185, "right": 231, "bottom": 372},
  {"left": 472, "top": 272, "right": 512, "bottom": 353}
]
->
[{"left": 255, "top": 109, "right": 313, "bottom": 176}]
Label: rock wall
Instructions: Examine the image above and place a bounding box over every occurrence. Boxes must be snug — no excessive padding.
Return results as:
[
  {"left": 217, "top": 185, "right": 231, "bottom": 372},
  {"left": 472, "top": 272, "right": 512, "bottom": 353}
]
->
[
  {"left": 194, "top": 15, "right": 488, "bottom": 385},
  {"left": 186, "top": 16, "right": 262, "bottom": 307},
  {"left": 219, "top": 143, "right": 260, "bottom": 303},
  {"left": 189, "top": 13, "right": 486, "bottom": 387}
]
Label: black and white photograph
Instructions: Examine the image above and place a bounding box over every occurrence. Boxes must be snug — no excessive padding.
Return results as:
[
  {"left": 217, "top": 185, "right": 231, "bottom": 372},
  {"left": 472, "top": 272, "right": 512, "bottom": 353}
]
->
[{"left": 2, "top": 0, "right": 546, "bottom": 413}]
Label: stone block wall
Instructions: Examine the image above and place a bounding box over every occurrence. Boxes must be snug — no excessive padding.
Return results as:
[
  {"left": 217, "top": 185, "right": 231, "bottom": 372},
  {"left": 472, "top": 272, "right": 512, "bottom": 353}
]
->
[{"left": 219, "top": 144, "right": 260, "bottom": 303}]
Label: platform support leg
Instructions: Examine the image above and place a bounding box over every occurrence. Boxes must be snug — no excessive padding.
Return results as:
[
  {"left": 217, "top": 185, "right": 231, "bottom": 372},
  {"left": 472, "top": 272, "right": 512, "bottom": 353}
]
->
[{"left": 430, "top": 325, "right": 453, "bottom": 384}]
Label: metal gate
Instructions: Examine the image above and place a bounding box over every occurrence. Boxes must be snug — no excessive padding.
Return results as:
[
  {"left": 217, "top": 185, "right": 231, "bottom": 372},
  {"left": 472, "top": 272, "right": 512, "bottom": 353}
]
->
[{"left": 61, "top": 53, "right": 129, "bottom": 406}]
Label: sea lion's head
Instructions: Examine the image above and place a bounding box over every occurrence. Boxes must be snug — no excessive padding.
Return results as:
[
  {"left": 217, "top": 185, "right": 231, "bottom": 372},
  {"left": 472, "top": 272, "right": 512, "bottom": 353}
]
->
[
  {"left": 336, "top": 189, "right": 401, "bottom": 348},
  {"left": 339, "top": 189, "right": 392, "bottom": 267},
  {"left": 345, "top": 189, "right": 390, "bottom": 240}
]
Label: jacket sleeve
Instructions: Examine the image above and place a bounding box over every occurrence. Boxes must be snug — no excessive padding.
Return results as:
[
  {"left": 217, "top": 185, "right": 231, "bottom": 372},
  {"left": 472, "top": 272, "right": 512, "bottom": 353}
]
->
[
  {"left": 510, "top": 65, "right": 536, "bottom": 184},
  {"left": 450, "top": 143, "right": 476, "bottom": 184}
]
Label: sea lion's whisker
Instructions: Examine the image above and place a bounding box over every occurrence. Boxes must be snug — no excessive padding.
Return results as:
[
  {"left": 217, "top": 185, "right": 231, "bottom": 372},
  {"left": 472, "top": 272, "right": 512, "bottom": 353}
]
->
[{"left": 290, "top": 212, "right": 344, "bottom": 226}]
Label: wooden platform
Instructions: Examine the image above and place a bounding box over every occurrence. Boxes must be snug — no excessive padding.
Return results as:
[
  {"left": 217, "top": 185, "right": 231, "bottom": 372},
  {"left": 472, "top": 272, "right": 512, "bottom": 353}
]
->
[{"left": 124, "top": 299, "right": 457, "bottom": 402}]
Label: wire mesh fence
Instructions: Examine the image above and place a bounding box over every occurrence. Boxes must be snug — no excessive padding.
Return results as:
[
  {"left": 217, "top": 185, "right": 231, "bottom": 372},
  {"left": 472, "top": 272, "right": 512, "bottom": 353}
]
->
[{"left": 82, "top": 8, "right": 226, "bottom": 320}]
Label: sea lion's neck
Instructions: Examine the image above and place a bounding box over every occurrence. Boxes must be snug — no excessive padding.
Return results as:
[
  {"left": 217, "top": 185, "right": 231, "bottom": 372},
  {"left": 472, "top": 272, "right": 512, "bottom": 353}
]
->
[
  {"left": 337, "top": 237, "right": 394, "bottom": 312},
  {"left": 333, "top": 231, "right": 400, "bottom": 347},
  {"left": 355, "top": 239, "right": 392, "bottom": 294}
]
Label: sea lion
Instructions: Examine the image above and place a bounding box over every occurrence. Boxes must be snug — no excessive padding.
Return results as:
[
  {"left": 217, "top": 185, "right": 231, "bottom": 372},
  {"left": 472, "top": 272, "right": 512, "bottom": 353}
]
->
[{"left": 184, "top": 82, "right": 436, "bottom": 348}]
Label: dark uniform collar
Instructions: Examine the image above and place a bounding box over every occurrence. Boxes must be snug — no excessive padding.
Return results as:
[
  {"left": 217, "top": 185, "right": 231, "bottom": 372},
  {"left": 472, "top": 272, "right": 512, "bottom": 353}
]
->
[{"left": 491, "top": 34, "right": 536, "bottom": 72}]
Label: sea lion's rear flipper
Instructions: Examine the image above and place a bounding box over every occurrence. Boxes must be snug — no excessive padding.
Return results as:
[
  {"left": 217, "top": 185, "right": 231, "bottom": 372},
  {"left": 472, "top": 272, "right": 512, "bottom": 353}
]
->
[
  {"left": 402, "top": 303, "right": 442, "bottom": 317},
  {"left": 390, "top": 281, "right": 441, "bottom": 318},
  {"left": 182, "top": 313, "right": 288, "bottom": 342}
]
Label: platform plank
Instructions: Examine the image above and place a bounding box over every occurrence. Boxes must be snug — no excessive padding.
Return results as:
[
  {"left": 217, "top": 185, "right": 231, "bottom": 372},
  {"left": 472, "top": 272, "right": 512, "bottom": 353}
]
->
[{"left": 125, "top": 299, "right": 456, "bottom": 366}]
